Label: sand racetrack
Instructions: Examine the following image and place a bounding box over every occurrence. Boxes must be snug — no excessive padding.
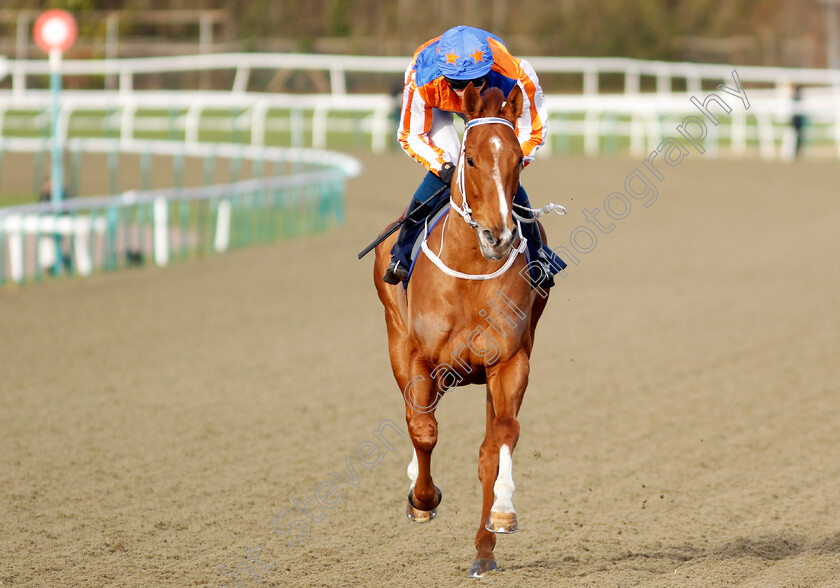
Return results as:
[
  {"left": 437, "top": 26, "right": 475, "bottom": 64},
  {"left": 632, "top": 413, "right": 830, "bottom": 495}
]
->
[{"left": 2, "top": 150, "right": 839, "bottom": 587}]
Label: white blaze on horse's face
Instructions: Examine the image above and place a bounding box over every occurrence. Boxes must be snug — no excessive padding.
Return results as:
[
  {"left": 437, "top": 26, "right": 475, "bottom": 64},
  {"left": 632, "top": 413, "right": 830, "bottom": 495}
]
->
[{"left": 489, "top": 137, "right": 510, "bottom": 220}]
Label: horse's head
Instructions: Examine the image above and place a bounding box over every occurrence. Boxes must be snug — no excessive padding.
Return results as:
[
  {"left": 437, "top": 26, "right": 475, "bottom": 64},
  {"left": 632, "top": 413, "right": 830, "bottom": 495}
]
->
[{"left": 456, "top": 84, "right": 524, "bottom": 261}]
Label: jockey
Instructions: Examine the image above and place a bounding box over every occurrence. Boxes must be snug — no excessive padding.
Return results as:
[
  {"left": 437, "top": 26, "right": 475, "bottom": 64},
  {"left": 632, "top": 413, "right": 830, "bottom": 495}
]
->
[{"left": 384, "top": 25, "right": 555, "bottom": 288}]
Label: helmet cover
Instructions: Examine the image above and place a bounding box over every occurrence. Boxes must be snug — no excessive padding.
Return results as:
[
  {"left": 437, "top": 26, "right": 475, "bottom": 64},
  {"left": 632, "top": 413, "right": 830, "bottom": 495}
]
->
[{"left": 436, "top": 26, "right": 494, "bottom": 80}]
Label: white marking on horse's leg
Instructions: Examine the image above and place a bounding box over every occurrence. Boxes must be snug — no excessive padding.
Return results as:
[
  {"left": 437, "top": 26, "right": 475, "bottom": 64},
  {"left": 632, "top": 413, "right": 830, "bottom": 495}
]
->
[
  {"left": 491, "top": 444, "right": 516, "bottom": 514},
  {"left": 407, "top": 449, "right": 419, "bottom": 490}
]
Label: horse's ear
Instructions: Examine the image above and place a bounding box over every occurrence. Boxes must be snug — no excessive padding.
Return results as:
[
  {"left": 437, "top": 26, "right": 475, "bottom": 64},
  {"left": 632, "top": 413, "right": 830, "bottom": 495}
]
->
[
  {"left": 502, "top": 85, "right": 523, "bottom": 123},
  {"left": 462, "top": 83, "right": 482, "bottom": 120}
]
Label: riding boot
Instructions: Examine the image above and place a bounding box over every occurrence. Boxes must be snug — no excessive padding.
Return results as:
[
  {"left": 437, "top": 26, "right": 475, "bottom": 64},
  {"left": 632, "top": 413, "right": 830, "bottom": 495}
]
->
[
  {"left": 383, "top": 172, "right": 448, "bottom": 284},
  {"left": 514, "top": 185, "right": 556, "bottom": 289}
]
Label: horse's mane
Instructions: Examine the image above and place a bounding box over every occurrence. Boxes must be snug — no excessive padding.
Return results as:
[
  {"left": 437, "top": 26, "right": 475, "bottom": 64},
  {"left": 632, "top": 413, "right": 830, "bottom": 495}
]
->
[{"left": 478, "top": 87, "right": 505, "bottom": 118}]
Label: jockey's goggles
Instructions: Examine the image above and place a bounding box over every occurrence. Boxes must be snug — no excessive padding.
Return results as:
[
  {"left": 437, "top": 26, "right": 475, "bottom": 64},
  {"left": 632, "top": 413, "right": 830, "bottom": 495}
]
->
[{"left": 444, "top": 74, "right": 488, "bottom": 91}]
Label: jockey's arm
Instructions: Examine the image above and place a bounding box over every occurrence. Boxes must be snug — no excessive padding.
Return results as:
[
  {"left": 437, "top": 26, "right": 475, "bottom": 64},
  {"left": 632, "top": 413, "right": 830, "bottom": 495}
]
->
[
  {"left": 397, "top": 79, "right": 449, "bottom": 176},
  {"left": 515, "top": 58, "right": 548, "bottom": 167}
]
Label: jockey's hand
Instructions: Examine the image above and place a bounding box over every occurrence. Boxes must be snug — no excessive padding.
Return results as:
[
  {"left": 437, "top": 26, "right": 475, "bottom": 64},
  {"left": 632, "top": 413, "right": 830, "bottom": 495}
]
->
[{"left": 438, "top": 162, "right": 456, "bottom": 186}]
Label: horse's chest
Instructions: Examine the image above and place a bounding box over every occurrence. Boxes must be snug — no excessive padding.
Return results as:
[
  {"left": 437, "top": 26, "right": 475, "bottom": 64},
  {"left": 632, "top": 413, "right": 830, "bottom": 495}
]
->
[
  {"left": 411, "top": 304, "right": 528, "bottom": 370},
  {"left": 411, "top": 312, "right": 454, "bottom": 349}
]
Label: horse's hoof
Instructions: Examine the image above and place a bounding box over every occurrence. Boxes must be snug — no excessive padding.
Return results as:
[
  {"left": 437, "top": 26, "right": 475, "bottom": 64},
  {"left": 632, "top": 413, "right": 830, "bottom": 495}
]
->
[
  {"left": 469, "top": 558, "right": 498, "bottom": 578},
  {"left": 485, "top": 511, "right": 518, "bottom": 533},
  {"left": 406, "top": 486, "right": 442, "bottom": 522}
]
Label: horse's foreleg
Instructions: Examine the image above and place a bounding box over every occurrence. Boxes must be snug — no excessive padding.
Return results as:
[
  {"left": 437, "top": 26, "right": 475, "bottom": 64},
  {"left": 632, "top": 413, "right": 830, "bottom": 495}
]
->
[
  {"left": 471, "top": 390, "right": 500, "bottom": 578},
  {"left": 403, "top": 354, "right": 442, "bottom": 520},
  {"left": 485, "top": 350, "right": 528, "bottom": 534},
  {"left": 470, "top": 350, "right": 528, "bottom": 577}
]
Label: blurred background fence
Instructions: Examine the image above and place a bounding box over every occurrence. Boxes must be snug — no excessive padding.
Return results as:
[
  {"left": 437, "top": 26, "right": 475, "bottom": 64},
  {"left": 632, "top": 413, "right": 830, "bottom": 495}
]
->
[
  {"left": 3, "top": 53, "right": 839, "bottom": 161},
  {"left": 0, "top": 52, "right": 360, "bottom": 288},
  {"left": 0, "top": 136, "right": 357, "bottom": 286},
  {"left": 1, "top": 50, "right": 838, "bottom": 285}
]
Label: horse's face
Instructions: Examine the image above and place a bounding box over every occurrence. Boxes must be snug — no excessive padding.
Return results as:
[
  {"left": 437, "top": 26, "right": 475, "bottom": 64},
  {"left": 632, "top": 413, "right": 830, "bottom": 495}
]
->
[
  {"left": 460, "top": 85, "right": 524, "bottom": 261},
  {"left": 462, "top": 123, "right": 523, "bottom": 260}
]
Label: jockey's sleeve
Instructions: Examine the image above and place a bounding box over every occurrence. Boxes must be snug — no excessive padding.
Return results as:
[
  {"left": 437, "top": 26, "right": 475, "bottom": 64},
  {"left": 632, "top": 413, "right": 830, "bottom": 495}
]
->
[
  {"left": 514, "top": 58, "right": 548, "bottom": 166},
  {"left": 397, "top": 73, "right": 449, "bottom": 175}
]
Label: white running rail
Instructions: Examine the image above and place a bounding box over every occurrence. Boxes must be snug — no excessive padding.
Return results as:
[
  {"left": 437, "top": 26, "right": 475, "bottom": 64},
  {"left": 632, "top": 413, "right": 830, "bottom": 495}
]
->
[{"left": 2, "top": 53, "right": 839, "bottom": 159}]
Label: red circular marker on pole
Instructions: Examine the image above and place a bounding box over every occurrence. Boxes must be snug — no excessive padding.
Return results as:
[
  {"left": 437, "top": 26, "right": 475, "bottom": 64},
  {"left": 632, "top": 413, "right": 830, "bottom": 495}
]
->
[
  {"left": 33, "top": 9, "right": 78, "bottom": 215},
  {"left": 33, "top": 9, "right": 77, "bottom": 53}
]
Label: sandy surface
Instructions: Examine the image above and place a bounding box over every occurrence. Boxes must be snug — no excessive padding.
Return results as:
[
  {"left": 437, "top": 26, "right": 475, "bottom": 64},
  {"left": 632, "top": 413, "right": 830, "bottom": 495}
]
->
[{"left": 2, "top": 150, "right": 839, "bottom": 587}]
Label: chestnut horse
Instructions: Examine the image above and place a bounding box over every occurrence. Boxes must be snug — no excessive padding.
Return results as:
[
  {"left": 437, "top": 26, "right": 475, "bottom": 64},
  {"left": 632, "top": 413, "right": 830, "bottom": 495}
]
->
[{"left": 373, "top": 84, "right": 551, "bottom": 577}]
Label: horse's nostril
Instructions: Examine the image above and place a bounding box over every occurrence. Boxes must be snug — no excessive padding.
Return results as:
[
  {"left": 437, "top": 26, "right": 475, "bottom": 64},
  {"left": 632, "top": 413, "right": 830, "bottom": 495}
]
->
[{"left": 482, "top": 229, "right": 498, "bottom": 246}]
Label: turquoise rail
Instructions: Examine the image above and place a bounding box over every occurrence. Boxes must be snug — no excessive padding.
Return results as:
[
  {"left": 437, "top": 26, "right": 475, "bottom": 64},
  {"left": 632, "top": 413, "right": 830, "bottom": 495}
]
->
[{"left": 0, "top": 138, "right": 359, "bottom": 286}]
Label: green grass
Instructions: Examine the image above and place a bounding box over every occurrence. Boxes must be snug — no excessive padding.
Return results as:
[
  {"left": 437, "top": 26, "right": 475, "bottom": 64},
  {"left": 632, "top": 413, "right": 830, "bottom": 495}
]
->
[{"left": 0, "top": 192, "right": 39, "bottom": 207}]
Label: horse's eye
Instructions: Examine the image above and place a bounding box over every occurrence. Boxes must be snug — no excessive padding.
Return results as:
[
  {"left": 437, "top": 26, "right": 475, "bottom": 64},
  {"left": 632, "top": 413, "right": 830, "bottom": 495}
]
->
[
  {"left": 466, "top": 157, "right": 475, "bottom": 168},
  {"left": 518, "top": 157, "right": 524, "bottom": 168}
]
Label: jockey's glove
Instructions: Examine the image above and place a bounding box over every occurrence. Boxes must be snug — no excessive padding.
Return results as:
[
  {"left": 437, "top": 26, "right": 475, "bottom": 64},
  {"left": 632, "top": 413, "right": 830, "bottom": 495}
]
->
[{"left": 438, "top": 162, "right": 456, "bottom": 186}]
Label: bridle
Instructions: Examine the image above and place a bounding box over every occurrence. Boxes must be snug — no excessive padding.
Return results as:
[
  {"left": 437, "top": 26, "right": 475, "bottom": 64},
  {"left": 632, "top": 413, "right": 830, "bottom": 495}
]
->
[
  {"left": 421, "top": 116, "right": 528, "bottom": 281},
  {"left": 451, "top": 117, "right": 566, "bottom": 228},
  {"left": 450, "top": 117, "right": 515, "bottom": 230}
]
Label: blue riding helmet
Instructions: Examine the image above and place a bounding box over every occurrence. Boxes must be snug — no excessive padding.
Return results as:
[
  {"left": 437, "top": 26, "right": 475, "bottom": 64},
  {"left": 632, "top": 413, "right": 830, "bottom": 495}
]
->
[{"left": 436, "top": 25, "right": 494, "bottom": 80}]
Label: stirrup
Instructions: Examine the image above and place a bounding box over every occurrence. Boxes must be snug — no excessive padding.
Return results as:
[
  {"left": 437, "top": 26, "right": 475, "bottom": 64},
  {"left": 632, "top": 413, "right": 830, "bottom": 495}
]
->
[
  {"left": 536, "top": 267, "right": 555, "bottom": 289},
  {"left": 533, "top": 252, "right": 555, "bottom": 289},
  {"left": 383, "top": 259, "right": 408, "bottom": 284}
]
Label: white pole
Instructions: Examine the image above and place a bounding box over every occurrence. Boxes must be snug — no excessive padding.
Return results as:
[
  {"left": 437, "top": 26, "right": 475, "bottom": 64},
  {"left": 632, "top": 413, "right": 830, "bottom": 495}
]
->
[
  {"left": 153, "top": 197, "right": 169, "bottom": 266},
  {"left": 214, "top": 200, "right": 231, "bottom": 253},
  {"left": 49, "top": 48, "right": 64, "bottom": 205}
]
